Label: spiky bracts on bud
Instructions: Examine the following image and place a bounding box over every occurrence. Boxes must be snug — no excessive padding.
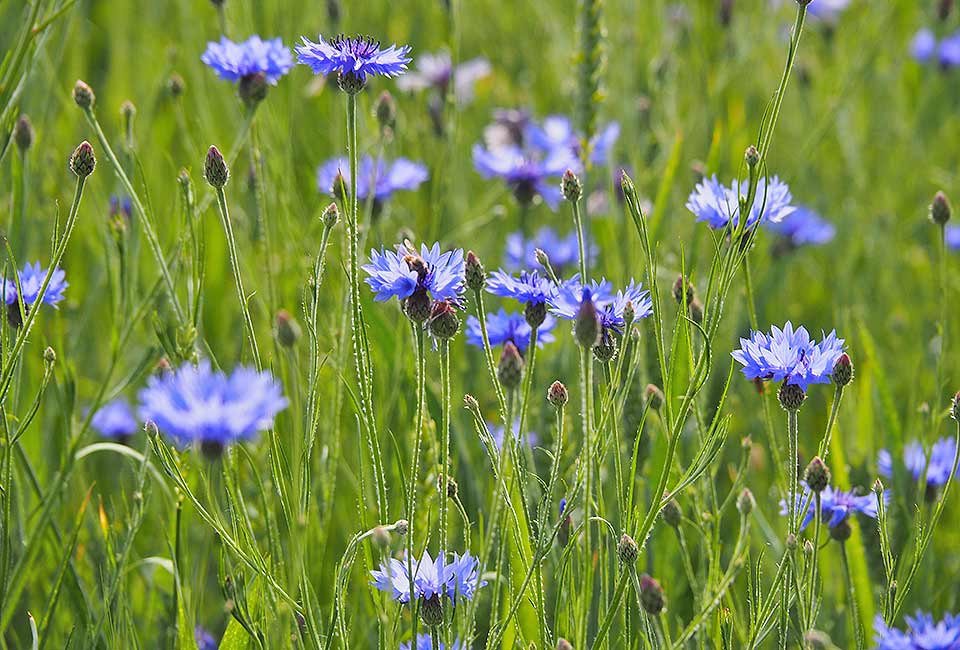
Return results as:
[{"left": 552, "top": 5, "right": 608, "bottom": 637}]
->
[
  {"left": 204, "top": 146, "right": 229, "bottom": 188},
  {"left": 497, "top": 341, "right": 524, "bottom": 390},
  {"left": 275, "top": 310, "right": 302, "bottom": 348},
  {"left": 465, "top": 251, "right": 486, "bottom": 292},
  {"left": 804, "top": 457, "right": 830, "bottom": 493},
  {"left": 523, "top": 302, "right": 546, "bottom": 331},
  {"left": 737, "top": 488, "right": 755, "bottom": 515},
  {"left": 420, "top": 594, "right": 444, "bottom": 626},
  {"left": 338, "top": 70, "right": 366, "bottom": 95},
  {"left": 639, "top": 574, "right": 666, "bottom": 615},
  {"left": 428, "top": 300, "right": 460, "bottom": 340},
  {"left": 14, "top": 115, "right": 33, "bottom": 151},
  {"left": 777, "top": 383, "right": 806, "bottom": 412},
  {"left": 672, "top": 275, "right": 694, "bottom": 307},
  {"left": 832, "top": 353, "right": 853, "bottom": 387},
  {"left": 744, "top": 145, "right": 760, "bottom": 168},
  {"left": 73, "top": 80, "right": 95, "bottom": 110},
  {"left": 951, "top": 391, "right": 960, "bottom": 422},
  {"left": 574, "top": 294, "right": 601, "bottom": 349},
  {"left": 43, "top": 347, "right": 57, "bottom": 365},
  {"left": 617, "top": 534, "right": 639, "bottom": 565},
  {"left": 70, "top": 141, "right": 96, "bottom": 178},
  {"left": 662, "top": 497, "right": 682, "bottom": 527},
  {"left": 322, "top": 203, "right": 340, "bottom": 229},
  {"left": 592, "top": 337, "right": 617, "bottom": 363},
  {"left": 403, "top": 289, "right": 432, "bottom": 323},
  {"left": 562, "top": 169, "right": 582, "bottom": 202},
  {"left": 238, "top": 72, "right": 269, "bottom": 107},
  {"left": 548, "top": 380, "right": 569, "bottom": 408},
  {"left": 872, "top": 479, "right": 885, "bottom": 498},
  {"left": 645, "top": 384, "right": 664, "bottom": 410},
  {"left": 375, "top": 90, "right": 397, "bottom": 130}
]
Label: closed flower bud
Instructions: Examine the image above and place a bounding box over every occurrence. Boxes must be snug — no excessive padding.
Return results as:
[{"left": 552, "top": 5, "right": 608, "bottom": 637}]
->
[
  {"left": 720, "top": 0, "right": 734, "bottom": 26},
  {"left": 43, "top": 347, "right": 57, "bottom": 365},
  {"left": 420, "top": 594, "right": 444, "bottom": 627},
  {"left": 689, "top": 298, "right": 704, "bottom": 324},
  {"left": 951, "top": 391, "right": 960, "bottom": 422},
  {"left": 872, "top": 478, "right": 884, "bottom": 497},
  {"left": 829, "top": 519, "right": 852, "bottom": 543},
  {"left": 786, "top": 533, "right": 798, "bottom": 551},
  {"left": 168, "top": 73, "right": 185, "bottom": 99},
  {"left": 645, "top": 384, "right": 665, "bottom": 410},
  {"left": 403, "top": 289, "right": 432, "bottom": 323},
  {"left": 804, "top": 457, "right": 830, "bottom": 493},
  {"left": 375, "top": 90, "right": 397, "bottom": 129},
  {"left": 497, "top": 341, "right": 524, "bottom": 390},
  {"left": 428, "top": 300, "right": 460, "bottom": 340},
  {"left": 464, "top": 394, "right": 480, "bottom": 411},
  {"left": 521, "top": 302, "right": 546, "bottom": 331},
  {"left": 275, "top": 309, "right": 302, "bottom": 348},
  {"left": 534, "top": 248, "right": 550, "bottom": 269},
  {"left": 322, "top": 203, "right": 340, "bottom": 229},
  {"left": 639, "top": 574, "right": 666, "bottom": 615},
  {"left": 662, "top": 497, "right": 682, "bottom": 527},
  {"left": 13, "top": 115, "right": 33, "bottom": 152},
  {"left": 745, "top": 145, "right": 760, "bottom": 168},
  {"left": 777, "top": 383, "right": 806, "bottom": 412},
  {"left": 622, "top": 300, "right": 635, "bottom": 328},
  {"left": 562, "top": 169, "right": 582, "bottom": 202},
  {"left": 120, "top": 100, "right": 137, "bottom": 121},
  {"left": 804, "top": 539, "right": 815, "bottom": 556},
  {"left": 238, "top": 72, "right": 269, "bottom": 107},
  {"left": 574, "top": 292, "right": 601, "bottom": 349},
  {"left": 204, "top": 146, "right": 229, "bottom": 188},
  {"left": 737, "top": 488, "right": 755, "bottom": 515},
  {"left": 673, "top": 275, "right": 694, "bottom": 306},
  {"left": 439, "top": 473, "right": 458, "bottom": 499},
  {"left": 547, "top": 380, "right": 569, "bottom": 408},
  {"left": 393, "top": 519, "right": 409, "bottom": 535},
  {"left": 557, "top": 639, "right": 573, "bottom": 650},
  {"left": 617, "top": 534, "right": 639, "bottom": 565},
  {"left": 832, "top": 353, "right": 853, "bottom": 387},
  {"left": 465, "top": 251, "right": 486, "bottom": 292},
  {"left": 70, "top": 141, "right": 96, "bottom": 178},
  {"left": 73, "top": 80, "right": 95, "bottom": 110}
]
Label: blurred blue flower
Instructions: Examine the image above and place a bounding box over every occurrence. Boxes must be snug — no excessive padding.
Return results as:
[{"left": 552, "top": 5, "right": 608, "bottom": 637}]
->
[
  {"left": 4, "top": 261, "right": 68, "bottom": 308},
  {"left": 878, "top": 437, "right": 959, "bottom": 487},
  {"left": 472, "top": 143, "right": 580, "bottom": 210},
  {"left": 110, "top": 195, "right": 132, "bottom": 218},
  {"left": 874, "top": 611, "right": 960, "bottom": 650},
  {"left": 686, "top": 175, "right": 796, "bottom": 230},
  {"left": 504, "top": 227, "right": 595, "bottom": 274},
  {"left": 559, "top": 497, "right": 567, "bottom": 515},
  {"left": 195, "top": 627, "right": 218, "bottom": 650},
  {"left": 91, "top": 399, "right": 138, "bottom": 440},
  {"left": 201, "top": 36, "right": 293, "bottom": 84},
  {"left": 911, "top": 28, "right": 938, "bottom": 63},
  {"left": 400, "top": 634, "right": 463, "bottom": 650},
  {"left": 137, "top": 360, "right": 288, "bottom": 449},
  {"left": 525, "top": 115, "right": 621, "bottom": 166},
  {"left": 780, "top": 483, "right": 885, "bottom": 530},
  {"left": 731, "top": 322, "right": 846, "bottom": 390},
  {"left": 487, "top": 270, "right": 555, "bottom": 306},
  {"left": 363, "top": 243, "right": 465, "bottom": 304},
  {"left": 317, "top": 156, "right": 428, "bottom": 202},
  {"left": 805, "top": 0, "right": 851, "bottom": 22},
  {"left": 549, "top": 276, "right": 652, "bottom": 339},
  {"left": 946, "top": 225, "right": 960, "bottom": 250},
  {"left": 486, "top": 418, "right": 540, "bottom": 450},
  {"left": 940, "top": 33, "right": 960, "bottom": 68},
  {"left": 370, "top": 549, "right": 485, "bottom": 604},
  {"left": 466, "top": 309, "right": 556, "bottom": 353},
  {"left": 296, "top": 34, "right": 411, "bottom": 82},
  {"left": 766, "top": 206, "right": 836, "bottom": 247},
  {"left": 397, "top": 51, "right": 491, "bottom": 103}
]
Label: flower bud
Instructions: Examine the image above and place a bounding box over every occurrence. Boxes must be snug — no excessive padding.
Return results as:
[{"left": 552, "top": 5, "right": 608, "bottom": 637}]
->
[
  {"left": 786, "top": 533, "right": 798, "bottom": 551},
  {"left": 497, "top": 341, "right": 524, "bottom": 390},
  {"left": 275, "top": 309, "right": 302, "bottom": 348},
  {"left": 645, "top": 384, "right": 664, "bottom": 410},
  {"left": 43, "top": 347, "right": 57, "bottom": 365},
  {"left": 465, "top": 251, "right": 485, "bottom": 292},
  {"left": 672, "top": 275, "right": 694, "bottom": 307},
  {"left": 639, "top": 574, "right": 666, "bottom": 615},
  {"left": 439, "top": 473, "right": 458, "bottom": 499},
  {"left": 428, "top": 300, "right": 460, "bottom": 340},
  {"left": 534, "top": 248, "right": 550, "bottom": 269},
  {"left": 403, "top": 289, "right": 432, "bottom": 323},
  {"left": 238, "top": 72, "right": 269, "bottom": 107},
  {"left": 662, "top": 497, "right": 682, "bottom": 527},
  {"left": 464, "top": 394, "right": 480, "bottom": 411},
  {"left": 617, "top": 534, "right": 639, "bottom": 565},
  {"left": 872, "top": 478, "right": 884, "bottom": 497},
  {"left": 832, "top": 353, "right": 853, "bottom": 387},
  {"left": 777, "top": 383, "right": 806, "bottom": 412},
  {"left": 547, "top": 380, "right": 569, "bottom": 408},
  {"left": 375, "top": 90, "right": 397, "bottom": 130},
  {"left": 592, "top": 336, "right": 617, "bottom": 363},
  {"left": 574, "top": 291, "right": 601, "bottom": 349},
  {"left": 168, "top": 73, "right": 185, "bottom": 99},
  {"left": 561, "top": 169, "right": 582, "bottom": 202},
  {"left": 557, "top": 639, "right": 573, "bottom": 650},
  {"left": 804, "top": 539, "right": 814, "bottom": 556},
  {"left": 13, "top": 115, "right": 33, "bottom": 152},
  {"left": 70, "top": 141, "right": 96, "bottom": 178},
  {"left": 689, "top": 298, "right": 704, "bottom": 324},
  {"left": 804, "top": 457, "right": 830, "bottom": 493},
  {"left": 120, "top": 100, "right": 137, "bottom": 121},
  {"left": 522, "top": 302, "right": 546, "bottom": 331},
  {"left": 322, "top": 203, "right": 340, "bottom": 229},
  {"left": 829, "top": 519, "right": 852, "bottom": 543},
  {"left": 951, "top": 391, "right": 960, "bottom": 422},
  {"left": 745, "top": 145, "right": 760, "bottom": 168},
  {"left": 737, "top": 488, "right": 755, "bottom": 515},
  {"left": 204, "top": 145, "right": 229, "bottom": 188},
  {"left": 73, "top": 80, "right": 95, "bottom": 110}
]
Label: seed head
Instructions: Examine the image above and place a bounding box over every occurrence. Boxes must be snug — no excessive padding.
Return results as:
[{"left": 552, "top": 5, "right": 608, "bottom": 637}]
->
[
  {"left": 73, "top": 80, "right": 95, "bottom": 110},
  {"left": 497, "top": 341, "right": 524, "bottom": 390},
  {"left": 639, "top": 575, "right": 666, "bottom": 615},
  {"left": 13, "top": 115, "right": 34, "bottom": 151},
  {"left": 617, "top": 534, "right": 639, "bottom": 565},
  {"left": 547, "top": 380, "right": 569, "bottom": 408},
  {"left": 562, "top": 169, "right": 582, "bottom": 202},
  {"left": 777, "top": 383, "right": 806, "bottom": 412},
  {"left": 428, "top": 300, "right": 460, "bottom": 340},
  {"left": 204, "top": 145, "right": 229, "bottom": 188},
  {"left": 832, "top": 353, "right": 853, "bottom": 387},
  {"left": 804, "top": 457, "right": 831, "bottom": 493},
  {"left": 465, "top": 251, "right": 486, "bottom": 292},
  {"left": 70, "top": 141, "right": 96, "bottom": 178},
  {"left": 275, "top": 309, "right": 302, "bottom": 348},
  {"left": 322, "top": 203, "right": 340, "bottom": 229}
]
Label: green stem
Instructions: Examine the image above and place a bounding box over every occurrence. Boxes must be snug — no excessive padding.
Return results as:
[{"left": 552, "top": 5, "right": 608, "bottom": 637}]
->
[
  {"left": 439, "top": 339, "right": 452, "bottom": 551},
  {"left": 840, "top": 543, "right": 864, "bottom": 650},
  {"left": 408, "top": 325, "right": 426, "bottom": 643}
]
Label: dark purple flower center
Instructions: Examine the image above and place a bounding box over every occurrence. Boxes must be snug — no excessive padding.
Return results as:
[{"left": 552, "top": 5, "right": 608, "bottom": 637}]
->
[{"left": 332, "top": 34, "right": 381, "bottom": 60}]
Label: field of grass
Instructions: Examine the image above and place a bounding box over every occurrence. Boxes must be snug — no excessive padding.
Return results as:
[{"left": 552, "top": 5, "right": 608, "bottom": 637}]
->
[{"left": 1, "top": 0, "right": 959, "bottom": 648}]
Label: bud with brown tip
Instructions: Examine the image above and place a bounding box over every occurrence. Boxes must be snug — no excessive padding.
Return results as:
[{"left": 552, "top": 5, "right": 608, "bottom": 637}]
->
[
  {"left": 737, "top": 488, "right": 755, "bottom": 515},
  {"left": 375, "top": 90, "right": 397, "bottom": 130},
  {"left": 931, "top": 191, "right": 952, "bottom": 226},
  {"left": 70, "top": 141, "right": 96, "bottom": 178},
  {"left": 322, "top": 203, "right": 340, "bottom": 229},
  {"left": 275, "top": 309, "right": 302, "bottom": 348},
  {"left": 73, "top": 80, "right": 95, "bottom": 110},
  {"left": 547, "top": 380, "right": 569, "bottom": 408},
  {"left": 562, "top": 169, "right": 582, "bottom": 202},
  {"left": 804, "top": 457, "right": 830, "bottom": 493},
  {"left": 497, "top": 341, "right": 524, "bottom": 390},
  {"left": 574, "top": 290, "right": 601, "bottom": 349},
  {"left": 745, "top": 145, "right": 760, "bottom": 168},
  {"left": 639, "top": 574, "right": 666, "bottom": 615},
  {"left": 673, "top": 275, "right": 694, "bottom": 307},
  {"left": 617, "top": 534, "right": 639, "bottom": 565},
  {"left": 832, "top": 353, "right": 853, "bottom": 387},
  {"left": 428, "top": 300, "right": 460, "bottom": 340},
  {"left": 465, "top": 251, "right": 485, "bottom": 292},
  {"left": 14, "top": 115, "right": 34, "bottom": 152},
  {"left": 204, "top": 146, "right": 229, "bottom": 188},
  {"left": 777, "top": 383, "right": 806, "bottom": 412},
  {"left": 645, "top": 384, "right": 664, "bottom": 410},
  {"left": 238, "top": 72, "right": 269, "bottom": 107}
]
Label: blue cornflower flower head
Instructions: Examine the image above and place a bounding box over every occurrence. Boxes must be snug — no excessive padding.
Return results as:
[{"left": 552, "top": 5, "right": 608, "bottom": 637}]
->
[
  {"left": 4, "top": 261, "right": 68, "bottom": 308},
  {"left": 947, "top": 225, "right": 960, "bottom": 251},
  {"left": 874, "top": 611, "right": 960, "bottom": 650},
  {"left": 559, "top": 498, "right": 567, "bottom": 515},
  {"left": 780, "top": 483, "right": 886, "bottom": 530},
  {"left": 766, "top": 206, "right": 836, "bottom": 247},
  {"left": 549, "top": 276, "right": 652, "bottom": 339},
  {"left": 201, "top": 36, "right": 293, "bottom": 84},
  {"left": 466, "top": 310, "right": 556, "bottom": 353},
  {"left": 109, "top": 195, "right": 132, "bottom": 218},
  {"left": 137, "top": 360, "right": 288, "bottom": 454},
  {"left": 686, "top": 175, "right": 796, "bottom": 230},
  {"left": 939, "top": 33, "right": 960, "bottom": 68},
  {"left": 363, "top": 243, "right": 465, "bottom": 307},
  {"left": 504, "top": 227, "right": 596, "bottom": 274},
  {"left": 487, "top": 270, "right": 555, "bottom": 306},
  {"left": 370, "top": 549, "right": 486, "bottom": 604},
  {"left": 911, "top": 28, "right": 938, "bottom": 63},
  {"left": 195, "top": 627, "right": 218, "bottom": 650},
  {"left": 317, "top": 156, "right": 428, "bottom": 203},
  {"left": 731, "top": 322, "right": 846, "bottom": 390},
  {"left": 400, "top": 634, "right": 463, "bottom": 650},
  {"left": 296, "top": 34, "right": 411, "bottom": 91},
  {"left": 91, "top": 399, "right": 138, "bottom": 441},
  {"left": 524, "top": 115, "right": 621, "bottom": 166},
  {"left": 486, "top": 418, "right": 540, "bottom": 450},
  {"left": 396, "top": 51, "right": 491, "bottom": 103},
  {"left": 878, "top": 437, "right": 959, "bottom": 487},
  {"left": 472, "top": 142, "right": 580, "bottom": 210}
]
